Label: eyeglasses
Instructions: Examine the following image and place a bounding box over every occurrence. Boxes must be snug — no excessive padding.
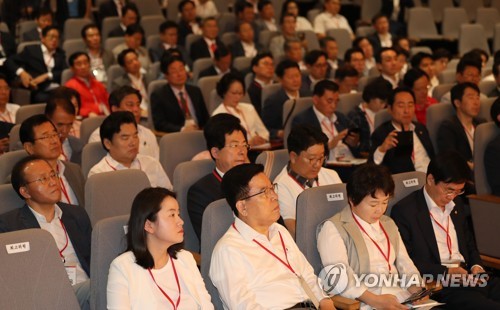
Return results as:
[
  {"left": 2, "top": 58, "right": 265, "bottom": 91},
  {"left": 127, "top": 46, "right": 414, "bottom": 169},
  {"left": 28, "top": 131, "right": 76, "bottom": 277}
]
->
[
  {"left": 224, "top": 143, "right": 251, "bottom": 151},
  {"left": 441, "top": 184, "right": 465, "bottom": 198},
  {"left": 303, "top": 155, "right": 327, "bottom": 166},
  {"left": 34, "top": 132, "right": 60, "bottom": 142},
  {"left": 24, "top": 171, "right": 59, "bottom": 186},
  {"left": 240, "top": 183, "right": 278, "bottom": 200}
]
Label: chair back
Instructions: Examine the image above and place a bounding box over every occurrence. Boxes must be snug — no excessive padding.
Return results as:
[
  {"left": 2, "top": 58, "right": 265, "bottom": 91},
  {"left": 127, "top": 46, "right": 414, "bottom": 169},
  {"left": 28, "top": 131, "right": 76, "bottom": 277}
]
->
[
  {"left": 480, "top": 97, "right": 495, "bottom": 122},
  {"left": 374, "top": 109, "right": 392, "bottom": 130},
  {"left": 8, "top": 124, "right": 22, "bottom": 151},
  {"left": 258, "top": 30, "right": 280, "bottom": 48},
  {"left": 18, "top": 20, "right": 37, "bottom": 43},
  {"left": 217, "top": 12, "right": 237, "bottom": 33},
  {"left": 0, "top": 229, "right": 80, "bottom": 310},
  {"left": 221, "top": 32, "right": 238, "bottom": 48},
  {"left": 192, "top": 57, "right": 214, "bottom": 82},
  {"left": 459, "top": 24, "right": 490, "bottom": 56},
  {"left": 90, "top": 215, "right": 129, "bottom": 310},
  {"left": 325, "top": 29, "right": 352, "bottom": 59},
  {"left": 80, "top": 116, "right": 106, "bottom": 144},
  {"left": 0, "top": 150, "right": 28, "bottom": 183},
  {"left": 261, "top": 83, "right": 283, "bottom": 110},
  {"left": 198, "top": 75, "right": 222, "bottom": 113},
  {"left": 106, "top": 64, "right": 126, "bottom": 91},
  {"left": 233, "top": 56, "right": 252, "bottom": 73},
  {"left": 104, "top": 37, "right": 123, "bottom": 53},
  {"left": 147, "top": 79, "right": 168, "bottom": 130},
  {"left": 296, "top": 183, "right": 348, "bottom": 274},
  {"left": 474, "top": 122, "right": 500, "bottom": 195},
  {"left": 85, "top": 169, "right": 150, "bottom": 225},
  {"left": 442, "top": 7, "right": 468, "bottom": 40},
  {"left": 361, "top": 0, "right": 382, "bottom": 21},
  {"left": 256, "top": 149, "right": 290, "bottom": 181},
  {"left": 186, "top": 34, "right": 203, "bottom": 56},
  {"left": 102, "top": 17, "right": 120, "bottom": 41},
  {"left": 17, "top": 41, "right": 39, "bottom": 54},
  {"left": 0, "top": 183, "right": 24, "bottom": 215},
  {"left": 141, "top": 15, "right": 164, "bottom": 37},
  {"left": 338, "top": 93, "right": 363, "bottom": 116},
  {"left": 428, "top": 0, "right": 455, "bottom": 23},
  {"left": 282, "top": 97, "right": 313, "bottom": 148},
  {"left": 426, "top": 103, "right": 455, "bottom": 151},
  {"left": 15, "top": 103, "right": 46, "bottom": 124},
  {"left": 432, "top": 83, "right": 454, "bottom": 102},
  {"left": 387, "top": 171, "right": 426, "bottom": 215},
  {"left": 476, "top": 7, "right": 499, "bottom": 39},
  {"left": 408, "top": 8, "right": 441, "bottom": 39},
  {"left": 62, "top": 39, "right": 86, "bottom": 62},
  {"left": 173, "top": 159, "right": 215, "bottom": 253},
  {"left": 81, "top": 142, "right": 107, "bottom": 179},
  {"left": 469, "top": 196, "right": 500, "bottom": 259},
  {"left": 63, "top": 18, "right": 92, "bottom": 40},
  {"left": 61, "top": 68, "right": 73, "bottom": 85}
]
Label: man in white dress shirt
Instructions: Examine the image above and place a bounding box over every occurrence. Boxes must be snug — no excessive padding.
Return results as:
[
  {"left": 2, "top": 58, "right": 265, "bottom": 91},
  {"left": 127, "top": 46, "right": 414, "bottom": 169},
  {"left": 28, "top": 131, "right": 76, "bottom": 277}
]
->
[
  {"left": 210, "top": 163, "right": 335, "bottom": 309},
  {"left": 314, "top": 0, "right": 354, "bottom": 40},
  {"left": 88, "top": 111, "right": 172, "bottom": 189}
]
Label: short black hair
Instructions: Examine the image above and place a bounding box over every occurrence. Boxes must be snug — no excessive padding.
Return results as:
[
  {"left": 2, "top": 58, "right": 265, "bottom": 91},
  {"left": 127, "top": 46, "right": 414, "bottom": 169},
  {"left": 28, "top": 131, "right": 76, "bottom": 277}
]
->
[
  {"left": 275, "top": 59, "right": 300, "bottom": 78},
  {"left": 127, "top": 187, "right": 182, "bottom": 269},
  {"left": 99, "top": 111, "right": 137, "bottom": 151},
  {"left": 313, "top": 79, "right": 339, "bottom": 96},
  {"left": 433, "top": 48, "right": 451, "bottom": 61},
  {"left": 257, "top": 0, "right": 272, "bottom": 12},
  {"left": 235, "top": 21, "right": 252, "bottom": 33},
  {"left": 45, "top": 94, "right": 76, "bottom": 117},
  {"left": 221, "top": 163, "right": 264, "bottom": 215},
  {"left": 456, "top": 56, "right": 482, "bottom": 74},
  {"left": 371, "top": 13, "right": 388, "bottom": 25},
  {"left": 251, "top": 52, "right": 273, "bottom": 74},
  {"left": 214, "top": 44, "right": 231, "bottom": 61},
  {"left": 344, "top": 47, "right": 364, "bottom": 63},
  {"left": 492, "top": 60, "right": 500, "bottom": 77},
  {"left": 375, "top": 47, "right": 396, "bottom": 64},
  {"left": 159, "top": 20, "right": 178, "bottom": 33},
  {"left": 491, "top": 97, "right": 500, "bottom": 127},
  {"left": 109, "top": 86, "right": 142, "bottom": 109},
  {"left": 362, "top": 78, "right": 392, "bottom": 103},
  {"left": 450, "top": 82, "right": 480, "bottom": 109},
  {"left": 81, "top": 23, "right": 99, "bottom": 39},
  {"left": 49, "top": 86, "right": 81, "bottom": 111},
  {"left": 161, "top": 55, "right": 185, "bottom": 74},
  {"left": 11, "top": 155, "right": 45, "bottom": 199},
  {"left": 287, "top": 124, "right": 328, "bottom": 156},
  {"left": 20, "top": 114, "right": 57, "bottom": 144},
  {"left": 234, "top": 1, "right": 254, "bottom": 15},
  {"left": 403, "top": 68, "right": 429, "bottom": 89},
  {"left": 201, "top": 16, "right": 217, "bottom": 27},
  {"left": 204, "top": 114, "right": 247, "bottom": 157},
  {"left": 117, "top": 48, "right": 138, "bottom": 67},
  {"left": 334, "top": 64, "right": 359, "bottom": 81},
  {"left": 470, "top": 48, "right": 489, "bottom": 63},
  {"left": 410, "top": 52, "right": 433, "bottom": 69},
  {"left": 122, "top": 3, "right": 140, "bottom": 19},
  {"left": 42, "top": 25, "right": 59, "bottom": 37},
  {"left": 125, "top": 23, "right": 145, "bottom": 36},
  {"left": 304, "top": 50, "right": 327, "bottom": 66},
  {"left": 320, "top": 36, "right": 336, "bottom": 49},
  {"left": 427, "top": 150, "right": 471, "bottom": 184},
  {"left": 68, "top": 51, "right": 89, "bottom": 67},
  {"left": 178, "top": 0, "right": 195, "bottom": 12},
  {"left": 353, "top": 36, "right": 370, "bottom": 49},
  {"left": 34, "top": 6, "right": 53, "bottom": 19},
  {"left": 280, "top": 12, "right": 296, "bottom": 25},
  {"left": 387, "top": 86, "right": 415, "bottom": 107},
  {"left": 216, "top": 72, "right": 245, "bottom": 98},
  {"left": 347, "top": 163, "right": 394, "bottom": 206}
]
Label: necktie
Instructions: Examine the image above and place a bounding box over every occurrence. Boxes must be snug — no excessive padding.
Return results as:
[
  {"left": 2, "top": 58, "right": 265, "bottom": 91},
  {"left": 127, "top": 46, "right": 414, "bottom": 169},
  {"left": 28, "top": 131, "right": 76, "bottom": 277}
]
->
[
  {"left": 210, "top": 42, "right": 217, "bottom": 54},
  {"left": 178, "top": 91, "right": 192, "bottom": 119}
]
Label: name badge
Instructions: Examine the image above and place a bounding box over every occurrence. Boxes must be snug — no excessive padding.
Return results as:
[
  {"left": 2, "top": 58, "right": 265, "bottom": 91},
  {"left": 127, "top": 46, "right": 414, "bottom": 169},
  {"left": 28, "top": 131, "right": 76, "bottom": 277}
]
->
[
  {"left": 327, "top": 192, "right": 344, "bottom": 201},
  {"left": 403, "top": 178, "right": 419, "bottom": 188},
  {"left": 65, "top": 266, "right": 77, "bottom": 285},
  {"left": 6, "top": 242, "right": 30, "bottom": 254}
]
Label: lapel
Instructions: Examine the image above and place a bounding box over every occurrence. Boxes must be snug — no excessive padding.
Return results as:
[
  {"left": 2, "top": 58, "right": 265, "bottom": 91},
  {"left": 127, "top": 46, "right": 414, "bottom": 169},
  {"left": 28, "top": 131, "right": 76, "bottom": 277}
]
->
[
  {"left": 414, "top": 190, "right": 442, "bottom": 263},
  {"left": 20, "top": 204, "right": 41, "bottom": 228},
  {"left": 33, "top": 45, "right": 47, "bottom": 72},
  {"left": 62, "top": 162, "right": 84, "bottom": 206},
  {"left": 165, "top": 85, "right": 185, "bottom": 118},
  {"left": 339, "top": 207, "right": 371, "bottom": 274}
]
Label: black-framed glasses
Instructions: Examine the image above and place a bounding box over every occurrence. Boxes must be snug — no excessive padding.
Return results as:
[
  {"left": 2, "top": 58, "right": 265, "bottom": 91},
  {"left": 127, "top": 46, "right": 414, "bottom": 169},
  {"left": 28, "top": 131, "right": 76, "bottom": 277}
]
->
[
  {"left": 224, "top": 142, "right": 251, "bottom": 151},
  {"left": 24, "top": 171, "right": 59, "bottom": 186},
  {"left": 303, "top": 155, "right": 327, "bottom": 166},
  {"left": 34, "top": 132, "right": 61, "bottom": 142},
  {"left": 240, "top": 183, "right": 278, "bottom": 200}
]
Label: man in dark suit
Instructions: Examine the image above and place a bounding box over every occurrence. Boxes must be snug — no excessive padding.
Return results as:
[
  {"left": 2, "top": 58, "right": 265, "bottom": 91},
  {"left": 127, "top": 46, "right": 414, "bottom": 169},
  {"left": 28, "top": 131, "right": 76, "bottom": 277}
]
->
[
  {"left": 188, "top": 114, "right": 249, "bottom": 242},
  {"left": 374, "top": 47, "right": 402, "bottom": 89},
  {"left": 370, "top": 86, "right": 434, "bottom": 174},
  {"left": 485, "top": 98, "right": 500, "bottom": 196},
  {"left": 190, "top": 16, "right": 223, "bottom": 62},
  {"left": 5, "top": 26, "right": 67, "bottom": 103},
  {"left": 320, "top": 36, "right": 344, "bottom": 75},
  {"left": 151, "top": 55, "right": 208, "bottom": 133},
  {"left": 0, "top": 31, "right": 16, "bottom": 77},
  {"left": 231, "top": 21, "right": 262, "bottom": 59},
  {"left": 247, "top": 52, "right": 275, "bottom": 115},
  {"left": 0, "top": 155, "right": 91, "bottom": 309},
  {"left": 391, "top": 152, "right": 500, "bottom": 309},
  {"left": 20, "top": 114, "right": 85, "bottom": 207},
  {"left": 381, "top": 0, "right": 414, "bottom": 36},
  {"left": 111, "top": 48, "right": 152, "bottom": 94},
  {"left": 149, "top": 20, "right": 190, "bottom": 67},
  {"left": 107, "top": 3, "right": 139, "bottom": 38},
  {"left": 367, "top": 14, "right": 392, "bottom": 56},
  {"left": 302, "top": 50, "right": 329, "bottom": 91},
  {"left": 98, "top": 0, "right": 127, "bottom": 23},
  {"left": 262, "top": 59, "right": 311, "bottom": 140},
  {"left": 177, "top": 0, "right": 202, "bottom": 47},
  {"left": 198, "top": 45, "right": 241, "bottom": 79},
  {"left": 22, "top": 7, "right": 53, "bottom": 42}
]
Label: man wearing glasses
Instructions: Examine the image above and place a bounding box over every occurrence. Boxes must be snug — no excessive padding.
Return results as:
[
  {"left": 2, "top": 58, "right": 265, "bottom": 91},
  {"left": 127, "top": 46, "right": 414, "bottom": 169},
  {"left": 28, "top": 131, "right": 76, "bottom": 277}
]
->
[
  {"left": 0, "top": 156, "right": 91, "bottom": 310},
  {"left": 210, "top": 163, "right": 335, "bottom": 309},
  {"left": 274, "top": 124, "right": 341, "bottom": 238},
  {"left": 391, "top": 151, "right": 500, "bottom": 309}
]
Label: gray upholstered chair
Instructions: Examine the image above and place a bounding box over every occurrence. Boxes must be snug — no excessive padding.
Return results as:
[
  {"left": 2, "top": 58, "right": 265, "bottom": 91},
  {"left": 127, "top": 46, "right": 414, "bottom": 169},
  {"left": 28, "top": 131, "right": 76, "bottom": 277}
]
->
[
  {"left": 282, "top": 97, "right": 313, "bottom": 148},
  {"left": 80, "top": 116, "right": 106, "bottom": 144},
  {"left": 255, "top": 149, "right": 290, "bottom": 181},
  {"left": 0, "top": 150, "right": 28, "bottom": 183},
  {"left": 81, "top": 142, "right": 107, "bottom": 180},
  {"left": 15, "top": 103, "right": 46, "bottom": 124},
  {"left": 426, "top": 102, "right": 455, "bottom": 151},
  {"left": 0, "top": 183, "right": 25, "bottom": 214},
  {"left": 474, "top": 122, "right": 500, "bottom": 195},
  {"left": 387, "top": 171, "right": 426, "bottom": 215}
]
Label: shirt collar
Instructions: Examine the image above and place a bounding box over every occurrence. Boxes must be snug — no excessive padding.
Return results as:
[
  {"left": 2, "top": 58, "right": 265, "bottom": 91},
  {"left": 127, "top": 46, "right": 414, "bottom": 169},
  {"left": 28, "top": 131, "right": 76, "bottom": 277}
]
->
[
  {"left": 105, "top": 153, "right": 139, "bottom": 170},
  {"left": 313, "top": 105, "right": 337, "bottom": 124},
  {"left": 28, "top": 204, "right": 62, "bottom": 224},
  {"left": 423, "top": 186, "right": 455, "bottom": 216},
  {"left": 254, "top": 78, "right": 270, "bottom": 87},
  {"left": 287, "top": 163, "right": 318, "bottom": 188},
  {"left": 352, "top": 210, "right": 381, "bottom": 234},
  {"left": 233, "top": 216, "right": 280, "bottom": 242},
  {"left": 170, "top": 84, "right": 186, "bottom": 96},
  {"left": 41, "top": 43, "right": 54, "bottom": 56},
  {"left": 391, "top": 121, "right": 415, "bottom": 131}
]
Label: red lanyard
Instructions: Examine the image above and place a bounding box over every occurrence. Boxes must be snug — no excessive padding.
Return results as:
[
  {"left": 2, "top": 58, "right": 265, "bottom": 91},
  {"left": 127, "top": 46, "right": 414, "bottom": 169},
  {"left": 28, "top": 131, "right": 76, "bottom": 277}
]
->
[
  {"left": 58, "top": 219, "right": 69, "bottom": 263},
  {"left": 148, "top": 257, "right": 181, "bottom": 310},
  {"left": 429, "top": 212, "right": 452, "bottom": 259},
  {"left": 105, "top": 158, "right": 142, "bottom": 171},
  {"left": 352, "top": 211, "right": 392, "bottom": 271},
  {"left": 56, "top": 164, "right": 72, "bottom": 204},
  {"left": 287, "top": 172, "right": 318, "bottom": 190},
  {"left": 232, "top": 223, "right": 296, "bottom": 275},
  {"left": 321, "top": 119, "right": 336, "bottom": 138},
  {"left": 212, "top": 169, "right": 222, "bottom": 182}
]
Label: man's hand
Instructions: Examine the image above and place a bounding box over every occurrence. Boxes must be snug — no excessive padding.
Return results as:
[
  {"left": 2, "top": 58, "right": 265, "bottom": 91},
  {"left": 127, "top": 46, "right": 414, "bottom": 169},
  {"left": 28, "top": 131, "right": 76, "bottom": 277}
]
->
[
  {"left": 328, "top": 129, "right": 348, "bottom": 150},
  {"left": 19, "top": 71, "right": 33, "bottom": 88},
  {"left": 343, "top": 131, "right": 360, "bottom": 148},
  {"left": 378, "top": 130, "right": 398, "bottom": 153},
  {"left": 30, "top": 73, "right": 49, "bottom": 87}
]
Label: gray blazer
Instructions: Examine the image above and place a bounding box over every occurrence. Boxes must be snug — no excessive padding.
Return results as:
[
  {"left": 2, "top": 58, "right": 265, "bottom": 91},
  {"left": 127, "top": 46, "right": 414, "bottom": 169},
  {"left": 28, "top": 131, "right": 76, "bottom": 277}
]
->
[{"left": 62, "top": 160, "right": 85, "bottom": 207}]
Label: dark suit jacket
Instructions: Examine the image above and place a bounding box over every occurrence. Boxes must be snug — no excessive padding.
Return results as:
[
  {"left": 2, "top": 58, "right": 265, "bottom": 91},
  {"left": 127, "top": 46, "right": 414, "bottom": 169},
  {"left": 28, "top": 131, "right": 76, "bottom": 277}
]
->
[
  {"left": 301, "top": 74, "right": 315, "bottom": 92},
  {"left": 149, "top": 43, "right": 190, "bottom": 66},
  {"left": 437, "top": 115, "right": 485, "bottom": 162},
  {"left": 0, "top": 203, "right": 92, "bottom": 276},
  {"left": 151, "top": 83, "right": 208, "bottom": 132},
  {"left": 367, "top": 34, "right": 383, "bottom": 55},
  {"left": 348, "top": 106, "right": 371, "bottom": 154},
  {"left": 262, "top": 87, "right": 312, "bottom": 139},
  {"left": 487, "top": 87, "right": 500, "bottom": 98},
  {"left": 55, "top": 0, "right": 87, "bottom": 28},
  {"left": 22, "top": 28, "right": 41, "bottom": 42},
  {"left": 485, "top": 134, "right": 500, "bottom": 196},
  {"left": 247, "top": 79, "right": 262, "bottom": 115},
  {"left": 0, "top": 31, "right": 17, "bottom": 58},
  {"left": 370, "top": 120, "right": 435, "bottom": 174},
  {"left": 98, "top": 0, "right": 125, "bottom": 23},
  {"left": 391, "top": 189, "right": 482, "bottom": 277},
  {"left": 230, "top": 41, "right": 263, "bottom": 58},
  {"left": 178, "top": 19, "right": 201, "bottom": 47},
  {"left": 189, "top": 37, "right": 223, "bottom": 62},
  {"left": 108, "top": 26, "right": 126, "bottom": 38},
  {"left": 187, "top": 172, "right": 223, "bottom": 242},
  {"left": 381, "top": 0, "right": 414, "bottom": 23},
  {"left": 63, "top": 160, "right": 85, "bottom": 207}
]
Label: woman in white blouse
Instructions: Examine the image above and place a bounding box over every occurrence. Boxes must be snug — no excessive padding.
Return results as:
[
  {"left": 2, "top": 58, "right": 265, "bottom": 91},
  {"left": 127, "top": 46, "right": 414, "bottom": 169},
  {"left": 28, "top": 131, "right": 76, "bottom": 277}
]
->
[
  {"left": 212, "top": 73, "right": 270, "bottom": 146},
  {"left": 107, "top": 188, "right": 214, "bottom": 310},
  {"left": 281, "top": 0, "right": 313, "bottom": 31}
]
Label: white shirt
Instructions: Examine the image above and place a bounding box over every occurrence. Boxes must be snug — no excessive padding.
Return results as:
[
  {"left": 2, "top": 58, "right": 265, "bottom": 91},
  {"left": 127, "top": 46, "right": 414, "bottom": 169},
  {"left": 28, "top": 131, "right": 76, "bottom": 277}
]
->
[
  {"left": 274, "top": 165, "right": 342, "bottom": 220},
  {"left": 59, "top": 138, "right": 73, "bottom": 162},
  {"left": 373, "top": 122, "right": 431, "bottom": 172},
  {"left": 57, "top": 160, "right": 79, "bottom": 206},
  {"left": 241, "top": 41, "right": 257, "bottom": 58},
  {"left": 313, "top": 12, "right": 353, "bottom": 35},
  {"left": 317, "top": 211, "right": 419, "bottom": 308},
  {"left": 210, "top": 217, "right": 327, "bottom": 309},
  {"left": 378, "top": 33, "right": 393, "bottom": 48},
  {"left": 108, "top": 250, "right": 214, "bottom": 310},
  {"left": 296, "top": 16, "right": 313, "bottom": 32},
  {"left": 171, "top": 85, "right": 199, "bottom": 126},
  {"left": 0, "top": 103, "right": 20, "bottom": 123},
  {"left": 194, "top": 0, "right": 218, "bottom": 18},
  {"left": 29, "top": 204, "right": 88, "bottom": 285},
  {"left": 212, "top": 103, "right": 269, "bottom": 142},
  {"left": 88, "top": 153, "right": 172, "bottom": 189},
  {"left": 313, "top": 106, "right": 354, "bottom": 160},
  {"left": 381, "top": 73, "right": 399, "bottom": 89},
  {"left": 359, "top": 103, "right": 376, "bottom": 134},
  {"left": 429, "top": 76, "right": 439, "bottom": 97},
  {"left": 263, "top": 18, "right": 278, "bottom": 32},
  {"left": 88, "top": 124, "right": 160, "bottom": 160},
  {"left": 127, "top": 73, "right": 149, "bottom": 111}
]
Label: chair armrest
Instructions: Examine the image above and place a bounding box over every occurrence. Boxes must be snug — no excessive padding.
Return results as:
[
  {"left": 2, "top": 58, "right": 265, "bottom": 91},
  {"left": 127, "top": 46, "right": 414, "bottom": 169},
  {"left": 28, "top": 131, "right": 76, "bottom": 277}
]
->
[{"left": 331, "top": 295, "right": 360, "bottom": 310}]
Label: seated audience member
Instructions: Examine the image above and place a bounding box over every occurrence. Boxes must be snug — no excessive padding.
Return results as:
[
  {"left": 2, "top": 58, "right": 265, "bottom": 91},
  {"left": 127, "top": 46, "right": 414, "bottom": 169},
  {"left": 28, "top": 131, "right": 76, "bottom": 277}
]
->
[
  {"left": 293, "top": 80, "right": 360, "bottom": 160},
  {"left": 45, "top": 94, "right": 83, "bottom": 164},
  {"left": 370, "top": 86, "right": 434, "bottom": 174},
  {"left": 194, "top": 0, "right": 218, "bottom": 18},
  {"left": 485, "top": 98, "right": 500, "bottom": 196},
  {"left": 212, "top": 73, "right": 269, "bottom": 146},
  {"left": 188, "top": 114, "right": 250, "bottom": 241},
  {"left": 354, "top": 37, "right": 376, "bottom": 75},
  {"left": 247, "top": 52, "right": 275, "bottom": 114},
  {"left": 98, "top": 0, "right": 125, "bottom": 21},
  {"left": 255, "top": 0, "right": 277, "bottom": 32},
  {"left": 81, "top": 24, "right": 115, "bottom": 83},
  {"left": 262, "top": 59, "right": 311, "bottom": 140},
  {"left": 190, "top": 17, "right": 222, "bottom": 62},
  {"left": 107, "top": 187, "right": 214, "bottom": 309},
  {"left": 284, "top": 38, "right": 307, "bottom": 70},
  {"left": 375, "top": 47, "right": 401, "bottom": 89},
  {"left": 151, "top": 56, "right": 208, "bottom": 133},
  {"left": 199, "top": 45, "right": 240, "bottom": 79},
  {"left": 395, "top": 47, "right": 409, "bottom": 79},
  {"left": 335, "top": 64, "right": 359, "bottom": 94},
  {"left": 112, "top": 24, "right": 151, "bottom": 71},
  {"left": 348, "top": 78, "right": 392, "bottom": 155},
  {"left": 108, "top": 3, "right": 139, "bottom": 38},
  {"left": 88, "top": 86, "right": 159, "bottom": 159},
  {"left": 410, "top": 52, "right": 438, "bottom": 97},
  {"left": 302, "top": 50, "right": 329, "bottom": 91},
  {"left": 0, "top": 156, "right": 91, "bottom": 309},
  {"left": 403, "top": 68, "right": 437, "bottom": 125},
  {"left": 177, "top": 0, "right": 202, "bottom": 47},
  {"left": 313, "top": 0, "right": 354, "bottom": 40},
  {"left": 234, "top": 1, "right": 257, "bottom": 25},
  {"left": 0, "top": 30, "right": 15, "bottom": 76},
  {"left": 23, "top": 7, "right": 53, "bottom": 42},
  {"left": 344, "top": 47, "right": 365, "bottom": 78},
  {"left": 6, "top": 26, "right": 67, "bottom": 103},
  {"left": 488, "top": 61, "right": 500, "bottom": 98},
  {"left": 149, "top": 21, "right": 190, "bottom": 65},
  {"left": 60, "top": 87, "right": 82, "bottom": 138},
  {"left": 231, "top": 21, "right": 261, "bottom": 59},
  {"left": 210, "top": 163, "right": 335, "bottom": 309},
  {"left": 0, "top": 73, "right": 19, "bottom": 123},
  {"left": 321, "top": 36, "right": 343, "bottom": 72},
  {"left": 432, "top": 48, "right": 451, "bottom": 81},
  {"left": 274, "top": 125, "right": 342, "bottom": 237},
  {"left": 318, "top": 164, "right": 426, "bottom": 309},
  {"left": 367, "top": 14, "right": 392, "bottom": 55},
  {"left": 269, "top": 13, "right": 306, "bottom": 61},
  {"left": 281, "top": 0, "right": 313, "bottom": 31},
  {"left": 89, "top": 112, "right": 172, "bottom": 188},
  {"left": 391, "top": 151, "right": 500, "bottom": 309},
  {"left": 393, "top": 36, "right": 411, "bottom": 53},
  {"left": 441, "top": 55, "right": 486, "bottom": 105},
  {"left": 65, "top": 52, "right": 109, "bottom": 118},
  {"left": 437, "top": 82, "right": 485, "bottom": 170},
  {"left": 20, "top": 115, "right": 85, "bottom": 206}
]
